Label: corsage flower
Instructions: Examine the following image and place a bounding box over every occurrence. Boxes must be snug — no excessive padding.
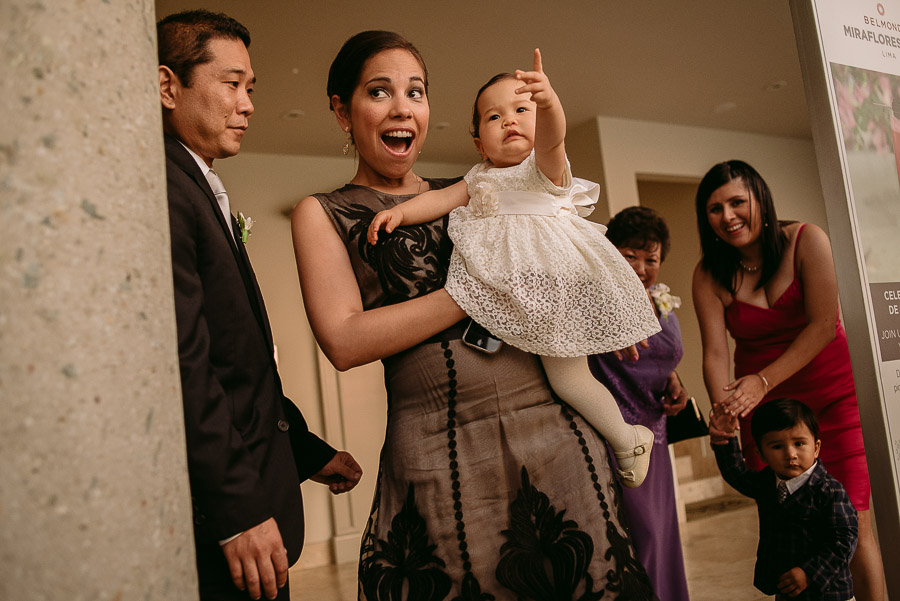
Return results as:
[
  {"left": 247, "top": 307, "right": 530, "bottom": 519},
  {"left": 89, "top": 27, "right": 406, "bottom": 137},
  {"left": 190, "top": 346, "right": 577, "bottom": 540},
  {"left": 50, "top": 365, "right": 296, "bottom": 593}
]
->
[
  {"left": 650, "top": 283, "right": 681, "bottom": 321},
  {"left": 469, "top": 181, "right": 500, "bottom": 217},
  {"left": 237, "top": 212, "right": 254, "bottom": 243}
]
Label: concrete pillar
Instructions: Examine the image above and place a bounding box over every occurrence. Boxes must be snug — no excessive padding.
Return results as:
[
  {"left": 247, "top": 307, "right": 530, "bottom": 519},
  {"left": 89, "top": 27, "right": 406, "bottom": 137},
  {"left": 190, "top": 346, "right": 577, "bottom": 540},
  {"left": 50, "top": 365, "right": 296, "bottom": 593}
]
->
[{"left": 0, "top": 1, "right": 198, "bottom": 599}]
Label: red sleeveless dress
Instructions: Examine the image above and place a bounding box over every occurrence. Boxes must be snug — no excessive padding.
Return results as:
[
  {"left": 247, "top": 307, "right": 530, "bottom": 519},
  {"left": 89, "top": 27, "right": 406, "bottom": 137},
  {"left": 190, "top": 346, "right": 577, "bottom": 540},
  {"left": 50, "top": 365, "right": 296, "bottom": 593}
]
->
[{"left": 725, "top": 224, "right": 870, "bottom": 509}]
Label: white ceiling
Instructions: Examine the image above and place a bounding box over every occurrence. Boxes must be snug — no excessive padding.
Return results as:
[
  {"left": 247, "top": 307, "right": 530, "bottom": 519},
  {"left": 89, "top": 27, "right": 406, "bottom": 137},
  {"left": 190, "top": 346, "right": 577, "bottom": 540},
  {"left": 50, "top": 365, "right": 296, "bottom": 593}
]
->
[{"left": 154, "top": 0, "right": 809, "bottom": 164}]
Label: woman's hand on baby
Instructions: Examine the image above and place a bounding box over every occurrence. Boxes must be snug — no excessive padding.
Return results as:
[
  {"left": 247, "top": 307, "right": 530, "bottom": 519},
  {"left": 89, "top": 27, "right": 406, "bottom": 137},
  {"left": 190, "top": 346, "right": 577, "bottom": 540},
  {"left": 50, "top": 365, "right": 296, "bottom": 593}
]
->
[
  {"left": 367, "top": 208, "right": 404, "bottom": 244},
  {"left": 514, "top": 48, "right": 557, "bottom": 110},
  {"left": 611, "top": 339, "right": 650, "bottom": 362}
]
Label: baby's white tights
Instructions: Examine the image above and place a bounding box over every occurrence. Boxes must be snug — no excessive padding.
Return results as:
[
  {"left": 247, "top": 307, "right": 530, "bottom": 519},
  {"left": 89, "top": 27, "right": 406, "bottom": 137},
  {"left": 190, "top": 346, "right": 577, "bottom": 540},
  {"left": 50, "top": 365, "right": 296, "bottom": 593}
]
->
[{"left": 540, "top": 355, "right": 653, "bottom": 487}]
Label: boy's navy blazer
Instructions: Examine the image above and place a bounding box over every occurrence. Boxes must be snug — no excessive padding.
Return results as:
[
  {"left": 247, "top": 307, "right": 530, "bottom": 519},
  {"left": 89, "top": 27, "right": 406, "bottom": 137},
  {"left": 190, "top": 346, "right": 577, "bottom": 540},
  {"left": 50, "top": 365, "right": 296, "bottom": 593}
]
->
[
  {"left": 715, "top": 439, "right": 857, "bottom": 601},
  {"left": 164, "top": 134, "right": 335, "bottom": 562}
]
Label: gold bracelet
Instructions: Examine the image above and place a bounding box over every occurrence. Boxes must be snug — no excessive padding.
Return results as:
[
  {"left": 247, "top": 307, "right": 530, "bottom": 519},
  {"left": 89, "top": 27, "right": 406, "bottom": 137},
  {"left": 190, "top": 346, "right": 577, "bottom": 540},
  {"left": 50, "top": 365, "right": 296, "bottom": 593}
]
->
[{"left": 756, "top": 373, "right": 769, "bottom": 394}]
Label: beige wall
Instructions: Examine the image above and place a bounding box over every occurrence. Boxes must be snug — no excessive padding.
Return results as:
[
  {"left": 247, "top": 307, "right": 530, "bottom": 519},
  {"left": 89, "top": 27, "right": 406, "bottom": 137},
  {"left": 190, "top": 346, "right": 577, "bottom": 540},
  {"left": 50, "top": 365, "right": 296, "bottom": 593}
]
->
[
  {"left": 595, "top": 116, "right": 827, "bottom": 229},
  {"left": 568, "top": 120, "right": 609, "bottom": 225},
  {"left": 637, "top": 181, "right": 707, "bottom": 415}
]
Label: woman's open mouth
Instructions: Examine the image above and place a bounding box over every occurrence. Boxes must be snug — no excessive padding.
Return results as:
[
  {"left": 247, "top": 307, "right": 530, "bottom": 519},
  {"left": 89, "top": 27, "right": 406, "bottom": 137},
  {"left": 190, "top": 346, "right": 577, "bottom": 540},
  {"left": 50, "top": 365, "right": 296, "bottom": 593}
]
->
[{"left": 382, "top": 130, "right": 414, "bottom": 155}]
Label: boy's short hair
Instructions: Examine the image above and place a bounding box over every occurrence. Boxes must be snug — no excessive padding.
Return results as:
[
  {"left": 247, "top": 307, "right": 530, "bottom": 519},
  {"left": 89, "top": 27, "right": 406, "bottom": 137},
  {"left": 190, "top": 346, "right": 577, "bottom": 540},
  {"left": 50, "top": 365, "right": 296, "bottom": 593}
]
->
[{"left": 750, "top": 398, "right": 819, "bottom": 446}]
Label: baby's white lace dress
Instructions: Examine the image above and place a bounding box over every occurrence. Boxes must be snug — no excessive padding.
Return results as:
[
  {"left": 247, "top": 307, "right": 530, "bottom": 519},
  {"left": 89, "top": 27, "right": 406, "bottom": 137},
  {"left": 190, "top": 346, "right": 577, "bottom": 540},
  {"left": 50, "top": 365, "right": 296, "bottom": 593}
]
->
[{"left": 445, "top": 151, "right": 660, "bottom": 356}]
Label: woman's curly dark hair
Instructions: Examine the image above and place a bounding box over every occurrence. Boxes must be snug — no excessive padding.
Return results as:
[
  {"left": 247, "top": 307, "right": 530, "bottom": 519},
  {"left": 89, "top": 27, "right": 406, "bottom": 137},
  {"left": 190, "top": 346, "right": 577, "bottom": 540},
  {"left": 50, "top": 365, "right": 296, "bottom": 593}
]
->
[{"left": 606, "top": 206, "right": 671, "bottom": 262}]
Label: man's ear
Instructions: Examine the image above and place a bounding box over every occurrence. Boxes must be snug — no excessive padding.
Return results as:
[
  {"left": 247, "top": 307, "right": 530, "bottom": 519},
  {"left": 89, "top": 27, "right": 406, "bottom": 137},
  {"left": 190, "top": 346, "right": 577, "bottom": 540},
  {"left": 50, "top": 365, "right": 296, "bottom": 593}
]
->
[
  {"left": 473, "top": 137, "right": 487, "bottom": 161},
  {"left": 331, "top": 94, "right": 351, "bottom": 132},
  {"left": 159, "top": 66, "right": 178, "bottom": 110}
]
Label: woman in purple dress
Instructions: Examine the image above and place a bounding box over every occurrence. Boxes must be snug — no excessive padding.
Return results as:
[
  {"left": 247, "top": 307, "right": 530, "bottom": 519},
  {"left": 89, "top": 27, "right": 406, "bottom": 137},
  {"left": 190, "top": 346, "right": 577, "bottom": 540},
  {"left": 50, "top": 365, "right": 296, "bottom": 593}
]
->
[{"left": 589, "top": 206, "right": 691, "bottom": 601}]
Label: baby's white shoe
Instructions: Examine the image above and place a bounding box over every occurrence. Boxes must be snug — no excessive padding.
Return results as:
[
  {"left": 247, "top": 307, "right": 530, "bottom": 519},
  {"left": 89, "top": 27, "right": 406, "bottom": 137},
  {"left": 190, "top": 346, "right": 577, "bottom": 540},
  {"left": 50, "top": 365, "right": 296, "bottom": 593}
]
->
[{"left": 614, "top": 425, "right": 654, "bottom": 488}]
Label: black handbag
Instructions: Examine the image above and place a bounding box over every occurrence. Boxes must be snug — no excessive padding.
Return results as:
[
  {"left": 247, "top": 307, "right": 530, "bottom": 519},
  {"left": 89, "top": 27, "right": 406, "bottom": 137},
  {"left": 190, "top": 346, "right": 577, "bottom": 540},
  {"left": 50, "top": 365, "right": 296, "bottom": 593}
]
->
[{"left": 666, "top": 396, "right": 708, "bottom": 444}]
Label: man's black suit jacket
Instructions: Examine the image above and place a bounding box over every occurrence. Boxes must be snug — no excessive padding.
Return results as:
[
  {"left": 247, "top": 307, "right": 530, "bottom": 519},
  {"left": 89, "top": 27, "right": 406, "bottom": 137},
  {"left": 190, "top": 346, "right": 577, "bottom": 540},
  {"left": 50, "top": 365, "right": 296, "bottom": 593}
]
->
[{"left": 164, "top": 134, "right": 335, "bottom": 565}]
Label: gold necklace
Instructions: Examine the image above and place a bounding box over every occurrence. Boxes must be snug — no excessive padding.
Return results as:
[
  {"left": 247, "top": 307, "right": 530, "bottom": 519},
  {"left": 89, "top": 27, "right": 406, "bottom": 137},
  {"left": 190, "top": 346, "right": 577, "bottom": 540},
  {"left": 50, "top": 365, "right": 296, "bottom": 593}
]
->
[{"left": 739, "top": 260, "right": 760, "bottom": 273}]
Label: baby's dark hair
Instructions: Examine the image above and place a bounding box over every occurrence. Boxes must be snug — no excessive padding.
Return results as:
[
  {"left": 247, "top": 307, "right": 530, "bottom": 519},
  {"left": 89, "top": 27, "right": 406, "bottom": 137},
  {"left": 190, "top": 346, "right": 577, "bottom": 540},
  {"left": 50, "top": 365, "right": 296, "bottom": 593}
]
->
[
  {"left": 470, "top": 73, "right": 517, "bottom": 138},
  {"left": 750, "top": 398, "right": 819, "bottom": 446}
]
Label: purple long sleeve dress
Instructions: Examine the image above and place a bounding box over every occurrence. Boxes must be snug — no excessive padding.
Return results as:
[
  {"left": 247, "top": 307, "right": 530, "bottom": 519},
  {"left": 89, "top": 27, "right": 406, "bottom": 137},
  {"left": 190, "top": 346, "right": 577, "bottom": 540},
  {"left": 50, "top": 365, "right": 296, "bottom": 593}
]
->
[{"left": 588, "top": 308, "right": 691, "bottom": 601}]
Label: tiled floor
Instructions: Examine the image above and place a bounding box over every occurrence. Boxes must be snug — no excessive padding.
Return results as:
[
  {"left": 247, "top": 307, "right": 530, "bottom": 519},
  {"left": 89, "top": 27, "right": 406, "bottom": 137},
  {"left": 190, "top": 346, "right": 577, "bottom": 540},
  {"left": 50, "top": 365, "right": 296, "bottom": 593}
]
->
[{"left": 289, "top": 502, "right": 766, "bottom": 601}]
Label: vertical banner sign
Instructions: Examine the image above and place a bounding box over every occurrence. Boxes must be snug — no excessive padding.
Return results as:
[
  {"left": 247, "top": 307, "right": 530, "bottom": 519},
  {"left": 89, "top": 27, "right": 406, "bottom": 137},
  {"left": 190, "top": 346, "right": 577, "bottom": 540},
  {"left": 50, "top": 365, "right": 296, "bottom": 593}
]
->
[
  {"left": 792, "top": 0, "right": 900, "bottom": 578},
  {"left": 821, "top": 2, "right": 900, "bottom": 425}
]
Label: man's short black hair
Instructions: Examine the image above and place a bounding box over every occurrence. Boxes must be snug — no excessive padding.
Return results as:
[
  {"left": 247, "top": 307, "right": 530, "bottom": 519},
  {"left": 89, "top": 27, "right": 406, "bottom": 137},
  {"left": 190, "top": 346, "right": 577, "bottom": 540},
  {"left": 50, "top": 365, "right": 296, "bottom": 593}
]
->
[{"left": 157, "top": 10, "right": 250, "bottom": 87}]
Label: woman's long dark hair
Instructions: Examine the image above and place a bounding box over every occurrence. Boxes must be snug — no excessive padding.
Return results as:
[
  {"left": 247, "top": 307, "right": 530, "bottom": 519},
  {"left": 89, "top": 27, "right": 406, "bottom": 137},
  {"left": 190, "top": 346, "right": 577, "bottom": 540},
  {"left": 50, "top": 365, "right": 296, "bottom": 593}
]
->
[{"left": 695, "top": 160, "right": 788, "bottom": 294}]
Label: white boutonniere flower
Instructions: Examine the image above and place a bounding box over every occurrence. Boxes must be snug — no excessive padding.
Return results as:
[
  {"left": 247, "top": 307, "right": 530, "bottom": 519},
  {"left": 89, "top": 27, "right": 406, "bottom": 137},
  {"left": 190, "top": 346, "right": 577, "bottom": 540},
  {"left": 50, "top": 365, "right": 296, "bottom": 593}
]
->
[
  {"left": 649, "top": 283, "right": 681, "bottom": 321},
  {"left": 237, "top": 212, "right": 254, "bottom": 243}
]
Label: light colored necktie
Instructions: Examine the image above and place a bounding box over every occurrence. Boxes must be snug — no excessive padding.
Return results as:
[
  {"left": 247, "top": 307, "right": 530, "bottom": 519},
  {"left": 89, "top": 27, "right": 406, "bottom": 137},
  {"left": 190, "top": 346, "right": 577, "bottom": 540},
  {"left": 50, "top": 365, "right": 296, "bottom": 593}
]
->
[
  {"left": 204, "top": 169, "right": 235, "bottom": 240},
  {"left": 777, "top": 479, "right": 789, "bottom": 503}
]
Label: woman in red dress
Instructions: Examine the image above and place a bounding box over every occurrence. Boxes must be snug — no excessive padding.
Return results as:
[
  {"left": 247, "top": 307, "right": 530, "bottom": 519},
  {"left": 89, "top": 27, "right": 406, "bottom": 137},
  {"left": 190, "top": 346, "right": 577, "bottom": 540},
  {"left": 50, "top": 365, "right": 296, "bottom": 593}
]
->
[{"left": 692, "top": 160, "right": 885, "bottom": 601}]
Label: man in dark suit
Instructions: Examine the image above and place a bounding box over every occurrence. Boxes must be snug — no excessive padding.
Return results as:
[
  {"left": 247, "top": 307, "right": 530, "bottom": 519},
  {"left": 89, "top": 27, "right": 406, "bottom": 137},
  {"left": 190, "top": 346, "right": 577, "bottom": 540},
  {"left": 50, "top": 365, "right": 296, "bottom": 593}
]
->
[{"left": 157, "top": 11, "right": 362, "bottom": 600}]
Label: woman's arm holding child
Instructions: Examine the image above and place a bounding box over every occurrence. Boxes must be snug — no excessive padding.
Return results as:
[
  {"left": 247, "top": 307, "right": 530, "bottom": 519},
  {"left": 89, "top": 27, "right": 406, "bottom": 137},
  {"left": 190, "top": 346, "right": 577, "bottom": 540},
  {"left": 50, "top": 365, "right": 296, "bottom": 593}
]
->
[
  {"left": 517, "top": 49, "right": 567, "bottom": 186},
  {"left": 367, "top": 180, "right": 469, "bottom": 244},
  {"left": 692, "top": 262, "right": 739, "bottom": 439},
  {"left": 295, "top": 196, "right": 466, "bottom": 370}
]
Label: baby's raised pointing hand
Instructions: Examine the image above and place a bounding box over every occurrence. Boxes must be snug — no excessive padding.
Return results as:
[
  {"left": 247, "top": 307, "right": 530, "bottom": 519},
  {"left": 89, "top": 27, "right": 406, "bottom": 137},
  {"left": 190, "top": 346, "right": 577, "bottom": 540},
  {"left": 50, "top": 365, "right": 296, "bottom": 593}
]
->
[{"left": 514, "top": 48, "right": 556, "bottom": 109}]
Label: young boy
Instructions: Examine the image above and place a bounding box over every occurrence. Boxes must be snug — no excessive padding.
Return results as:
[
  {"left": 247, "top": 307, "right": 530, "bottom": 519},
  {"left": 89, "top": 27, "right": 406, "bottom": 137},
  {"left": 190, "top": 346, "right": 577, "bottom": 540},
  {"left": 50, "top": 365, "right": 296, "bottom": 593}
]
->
[{"left": 711, "top": 398, "right": 858, "bottom": 601}]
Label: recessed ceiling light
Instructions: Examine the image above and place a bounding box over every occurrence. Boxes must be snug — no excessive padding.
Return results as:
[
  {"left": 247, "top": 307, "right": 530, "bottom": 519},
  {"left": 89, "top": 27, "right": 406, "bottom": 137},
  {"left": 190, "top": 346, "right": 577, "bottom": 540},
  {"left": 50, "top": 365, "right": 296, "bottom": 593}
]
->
[
  {"left": 765, "top": 80, "right": 788, "bottom": 92},
  {"left": 714, "top": 101, "right": 737, "bottom": 114},
  {"left": 281, "top": 109, "right": 305, "bottom": 120}
]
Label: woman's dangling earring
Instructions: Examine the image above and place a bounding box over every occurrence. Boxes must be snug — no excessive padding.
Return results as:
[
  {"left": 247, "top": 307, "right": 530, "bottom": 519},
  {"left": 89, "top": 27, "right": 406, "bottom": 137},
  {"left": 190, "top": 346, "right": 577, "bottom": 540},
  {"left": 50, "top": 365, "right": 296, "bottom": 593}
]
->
[{"left": 342, "top": 127, "right": 352, "bottom": 156}]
